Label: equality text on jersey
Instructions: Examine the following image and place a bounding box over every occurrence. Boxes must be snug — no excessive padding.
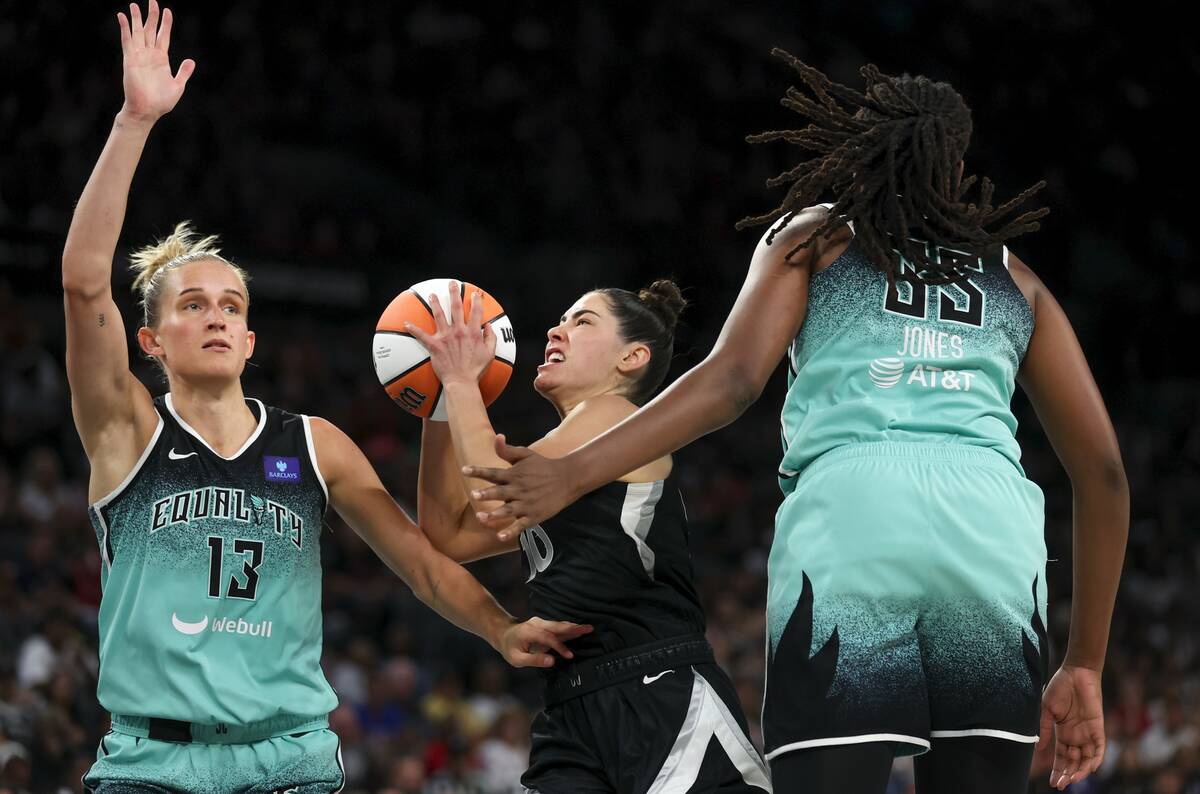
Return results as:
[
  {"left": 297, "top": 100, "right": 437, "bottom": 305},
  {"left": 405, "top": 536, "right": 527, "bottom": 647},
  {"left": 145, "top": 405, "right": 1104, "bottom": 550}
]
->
[{"left": 149, "top": 487, "right": 304, "bottom": 549}]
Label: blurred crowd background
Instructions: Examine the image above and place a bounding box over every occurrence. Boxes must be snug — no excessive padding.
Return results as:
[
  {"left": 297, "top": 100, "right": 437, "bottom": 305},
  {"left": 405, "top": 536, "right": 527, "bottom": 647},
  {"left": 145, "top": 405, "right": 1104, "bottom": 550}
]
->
[{"left": 1, "top": 1, "right": 1195, "bottom": 792}]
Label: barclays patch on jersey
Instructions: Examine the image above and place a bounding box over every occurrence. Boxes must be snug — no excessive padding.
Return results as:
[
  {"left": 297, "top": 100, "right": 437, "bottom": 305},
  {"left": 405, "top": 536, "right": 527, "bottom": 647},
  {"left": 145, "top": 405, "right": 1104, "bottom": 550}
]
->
[{"left": 263, "top": 456, "right": 302, "bottom": 483}]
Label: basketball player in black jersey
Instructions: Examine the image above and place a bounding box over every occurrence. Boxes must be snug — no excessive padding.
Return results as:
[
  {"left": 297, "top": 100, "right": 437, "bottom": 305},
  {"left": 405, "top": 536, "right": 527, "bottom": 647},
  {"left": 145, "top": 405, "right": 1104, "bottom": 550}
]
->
[
  {"left": 412, "top": 284, "right": 771, "bottom": 793},
  {"left": 65, "top": 6, "right": 587, "bottom": 791}
]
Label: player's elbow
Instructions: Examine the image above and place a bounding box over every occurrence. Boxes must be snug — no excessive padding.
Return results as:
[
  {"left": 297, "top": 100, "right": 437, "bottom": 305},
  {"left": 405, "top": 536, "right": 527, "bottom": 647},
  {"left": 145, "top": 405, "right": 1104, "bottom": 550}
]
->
[
  {"left": 61, "top": 272, "right": 108, "bottom": 301},
  {"left": 1069, "top": 454, "right": 1129, "bottom": 499},
  {"left": 717, "top": 362, "right": 764, "bottom": 421}
]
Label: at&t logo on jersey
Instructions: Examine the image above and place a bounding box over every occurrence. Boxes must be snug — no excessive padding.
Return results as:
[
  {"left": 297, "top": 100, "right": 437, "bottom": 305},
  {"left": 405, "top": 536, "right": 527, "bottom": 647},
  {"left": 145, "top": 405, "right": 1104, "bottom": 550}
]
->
[
  {"left": 868, "top": 357, "right": 904, "bottom": 388},
  {"left": 867, "top": 357, "right": 978, "bottom": 392},
  {"left": 263, "top": 456, "right": 301, "bottom": 483}
]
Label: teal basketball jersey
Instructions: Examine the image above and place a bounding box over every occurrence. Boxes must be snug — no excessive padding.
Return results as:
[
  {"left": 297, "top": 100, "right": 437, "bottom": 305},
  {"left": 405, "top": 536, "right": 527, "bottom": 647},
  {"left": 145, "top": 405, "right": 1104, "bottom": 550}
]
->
[
  {"left": 779, "top": 220, "right": 1034, "bottom": 492},
  {"left": 88, "top": 395, "right": 337, "bottom": 725}
]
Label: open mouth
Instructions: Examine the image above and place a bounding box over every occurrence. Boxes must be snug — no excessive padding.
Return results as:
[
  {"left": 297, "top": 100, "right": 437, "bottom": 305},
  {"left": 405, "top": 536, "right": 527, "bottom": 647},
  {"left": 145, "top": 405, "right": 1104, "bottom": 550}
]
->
[{"left": 539, "top": 348, "right": 565, "bottom": 369}]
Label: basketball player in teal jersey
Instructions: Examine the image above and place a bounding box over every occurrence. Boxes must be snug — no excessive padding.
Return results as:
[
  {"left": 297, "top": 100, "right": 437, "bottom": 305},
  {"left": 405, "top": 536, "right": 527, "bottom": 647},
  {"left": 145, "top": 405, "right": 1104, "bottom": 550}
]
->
[
  {"left": 65, "top": 5, "right": 588, "bottom": 791},
  {"left": 460, "top": 52, "right": 1128, "bottom": 793}
]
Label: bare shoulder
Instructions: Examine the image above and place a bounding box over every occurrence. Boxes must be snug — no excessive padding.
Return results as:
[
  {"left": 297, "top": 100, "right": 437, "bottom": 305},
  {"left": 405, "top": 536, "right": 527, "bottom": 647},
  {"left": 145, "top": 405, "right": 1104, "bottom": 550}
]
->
[
  {"left": 306, "top": 416, "right": 361, "bottom": 485},
  {"left": 753, "top": 205, "right": 853, "bottom": 270},
  {"left": 1003, "top": 249, "right": 1046, "bottom": 315}
]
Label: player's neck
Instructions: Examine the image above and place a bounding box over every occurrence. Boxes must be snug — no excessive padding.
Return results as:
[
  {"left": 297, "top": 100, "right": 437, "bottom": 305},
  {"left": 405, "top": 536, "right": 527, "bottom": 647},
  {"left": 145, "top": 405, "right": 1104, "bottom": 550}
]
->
[{"left": 167, "top": 379, "right": 257, "bottom": 456}]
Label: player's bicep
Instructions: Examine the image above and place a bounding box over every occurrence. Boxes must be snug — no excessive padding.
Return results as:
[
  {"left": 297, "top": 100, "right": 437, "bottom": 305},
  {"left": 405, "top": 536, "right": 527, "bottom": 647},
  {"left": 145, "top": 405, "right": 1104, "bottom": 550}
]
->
[
  {"left": 64, "top": 289, "right": 152, "bottom": 450},
  {"left": 710, "top": 212, "right": 818, "bottom": 392},
  {"left": 1017, "top": 282, "right": 1123, "bottom": 483}
]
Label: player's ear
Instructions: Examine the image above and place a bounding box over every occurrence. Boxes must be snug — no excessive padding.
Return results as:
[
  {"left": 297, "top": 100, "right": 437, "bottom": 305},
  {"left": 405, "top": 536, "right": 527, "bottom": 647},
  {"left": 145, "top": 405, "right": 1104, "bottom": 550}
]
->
[
  {"left": 617, "top": 342, "right": 650, "bottom": 376},
  {"left": 245, "top": 330, "right": 256, "bottom": 360},
  {"left": 137, "top": 326, "right": 163, "bottom": 357}
]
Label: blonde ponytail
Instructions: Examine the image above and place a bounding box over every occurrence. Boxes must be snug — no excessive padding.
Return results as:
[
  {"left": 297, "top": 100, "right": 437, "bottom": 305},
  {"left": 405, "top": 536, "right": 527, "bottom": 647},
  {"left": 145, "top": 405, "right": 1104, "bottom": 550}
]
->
[{"left": 129, "top": 221, "right": 248, "bottom": 327}]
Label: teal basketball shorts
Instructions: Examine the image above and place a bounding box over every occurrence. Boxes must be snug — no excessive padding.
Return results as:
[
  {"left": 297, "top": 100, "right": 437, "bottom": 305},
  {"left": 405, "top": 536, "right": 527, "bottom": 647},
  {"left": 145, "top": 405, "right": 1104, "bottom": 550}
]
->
[
  {"left": 84, "top": 723, "right": 344, "bottom": 794},
  {"left": 763, "top": 441, "right": 1048, "bottom": 761}
]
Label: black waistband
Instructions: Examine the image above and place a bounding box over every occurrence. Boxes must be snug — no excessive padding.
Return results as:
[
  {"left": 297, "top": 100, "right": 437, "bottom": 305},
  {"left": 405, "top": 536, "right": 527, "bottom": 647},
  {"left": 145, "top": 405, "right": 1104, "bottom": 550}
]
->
[{"left": 543, "top": 634, "right": 714, "bottom": 707}]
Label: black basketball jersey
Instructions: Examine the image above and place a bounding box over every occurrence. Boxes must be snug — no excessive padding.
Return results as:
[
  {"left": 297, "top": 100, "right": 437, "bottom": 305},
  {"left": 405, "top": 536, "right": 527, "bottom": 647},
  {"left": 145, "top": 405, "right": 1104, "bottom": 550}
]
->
[
  {"left": 518, "top": 466, "right": 706, "bottom": 658},
  {"left": 87, "top": 394, "right": 337, "bottom": 724}
]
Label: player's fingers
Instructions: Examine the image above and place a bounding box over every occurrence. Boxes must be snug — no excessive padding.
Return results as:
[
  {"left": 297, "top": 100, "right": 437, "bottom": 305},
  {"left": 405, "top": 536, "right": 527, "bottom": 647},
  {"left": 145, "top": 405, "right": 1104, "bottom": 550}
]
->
[
  {"left": 447, "top": 281, "right": 464, "bottom": 324},
  {"left": 1037, "top": 706, "right": 1053, "bottom": 750},
  {"left": 549, "top": 622, "right": 594, "bottom": 638},
  {"left": 481, "top": 321, "right": 496, "bottom": 354},
  {"left": 495, "top": 514, "right": 533, "bottom": 539},
  {"left": 495, "top": 435, "right": 533, "bottom": 463},
  {"left": 463, "top": 465, "right": 510, "bottom": 485},
  {"left": 130, "top": 3, "right": 144, "bottom": 40},
  {"left": 470, "top": 290, "right": 485, "bottom": 329},
  {"left": 174, "top": 58, "right": 195, "bottom": 87},
  {"left": 144, "top": 0, "right": 160, "bottom": 47},
  {"left": 157, "top": 6, "right": 173, "bottom": 50},
  {"left": 404, "top": 321, "right": 434, "bottom": 347},
  {"left": 534, "top": 630, "right": 574, "bottom": 659},
  {"left": 118, "top": 12, "right": 132, "bottom": 50},
  {"left": 428, "top": 294, "right": 449, "bottom": 331}
]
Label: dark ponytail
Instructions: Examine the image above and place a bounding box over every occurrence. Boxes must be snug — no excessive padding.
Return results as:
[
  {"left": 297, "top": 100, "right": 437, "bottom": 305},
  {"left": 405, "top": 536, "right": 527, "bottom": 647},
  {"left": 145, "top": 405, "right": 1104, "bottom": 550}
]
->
[{"left": 598, "top": 279, "right": 687, "bottom": 405}]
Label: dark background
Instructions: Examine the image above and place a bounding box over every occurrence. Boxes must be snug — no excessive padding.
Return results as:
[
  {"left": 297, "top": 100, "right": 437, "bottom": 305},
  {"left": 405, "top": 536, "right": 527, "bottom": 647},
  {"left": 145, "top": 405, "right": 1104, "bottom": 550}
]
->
[{"left": 1, "top": 2, "right": 1196, "bottom": 792}]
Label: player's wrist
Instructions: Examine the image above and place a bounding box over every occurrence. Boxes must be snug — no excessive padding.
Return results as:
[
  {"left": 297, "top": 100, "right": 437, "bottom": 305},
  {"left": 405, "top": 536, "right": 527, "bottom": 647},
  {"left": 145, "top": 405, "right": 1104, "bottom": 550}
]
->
[
  {"left": 1061, "top": 654, "right": 1105, "bottom": 673},
  {"left": 115, "top": 107, "right": 160, "bottom": 131},
  {"left": 485, "top": 612, "right": 519, "bottom": 653},
  {"left": 442, "top": 376, "right": 480, "bottom": 391}
]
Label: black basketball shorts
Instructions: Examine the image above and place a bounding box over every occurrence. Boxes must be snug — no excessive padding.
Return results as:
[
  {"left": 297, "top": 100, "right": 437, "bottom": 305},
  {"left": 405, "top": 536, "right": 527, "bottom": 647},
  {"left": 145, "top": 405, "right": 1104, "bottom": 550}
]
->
[{"left": 522, "top": 636, "right": 771, "bottom": 794}]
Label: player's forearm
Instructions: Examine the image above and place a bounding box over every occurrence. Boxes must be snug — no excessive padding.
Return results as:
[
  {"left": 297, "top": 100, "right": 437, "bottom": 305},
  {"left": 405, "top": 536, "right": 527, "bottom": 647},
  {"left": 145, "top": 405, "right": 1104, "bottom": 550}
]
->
[
  {"left": 1063, "top": 466, "right": 1129, "bottom": 671},
  {"left": 442, "top": 380, "right": 509, "bottom": 506},
  {"left": 416, "top": 420, "right": 473, "bottom": 549},
  {"left": 565, "top": 356, "right": 755, "bottom": 495},
  {"left": 410, "top": 550, "right": 515, "bottom": 653},
  {"left": 62, "top": 112, "right": 156, "bottom": 296}
]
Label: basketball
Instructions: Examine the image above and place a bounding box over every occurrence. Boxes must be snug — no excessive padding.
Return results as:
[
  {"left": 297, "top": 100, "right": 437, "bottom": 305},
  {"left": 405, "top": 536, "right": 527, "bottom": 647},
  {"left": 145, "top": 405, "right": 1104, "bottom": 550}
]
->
[{"left": 372, "top": 278, "right": 517, "bottom": 420}]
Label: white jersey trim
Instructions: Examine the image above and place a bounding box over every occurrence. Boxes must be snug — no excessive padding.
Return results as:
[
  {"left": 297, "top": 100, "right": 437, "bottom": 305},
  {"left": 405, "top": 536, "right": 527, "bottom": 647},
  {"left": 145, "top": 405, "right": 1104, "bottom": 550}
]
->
[
  {"left": 302, "top": 415, "right": 329, "bottom": 508},
  {"left": 765, "top": 733, "right": 931, "bottom": 760},
  {"left": 1002, "top": 245, "right": 1011, "bottom": 270},
  {"left": 164, "top": 393, "right": 267, "bottom": 461},
  {"left": 930, "top": 728, "right": 1038, "bottom": 743},
  {"left": 91, "top": 414, "right": 165, "bottom": 511},
  {"left": 89, "top": 414, "right": 165, "bottom": 572},
  {"left": 619, "top": 480, "right": 664, "bottom": 580},
  {"left": 647, "top": 667, "right": 771, "bottom": 793}
]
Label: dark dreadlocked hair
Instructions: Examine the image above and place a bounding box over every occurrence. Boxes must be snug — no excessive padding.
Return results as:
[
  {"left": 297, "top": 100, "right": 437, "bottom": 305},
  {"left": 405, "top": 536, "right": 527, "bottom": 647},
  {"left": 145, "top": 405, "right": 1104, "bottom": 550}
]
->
[{"left": 737, "top": 49, "right": 1049, "bottom": 284}]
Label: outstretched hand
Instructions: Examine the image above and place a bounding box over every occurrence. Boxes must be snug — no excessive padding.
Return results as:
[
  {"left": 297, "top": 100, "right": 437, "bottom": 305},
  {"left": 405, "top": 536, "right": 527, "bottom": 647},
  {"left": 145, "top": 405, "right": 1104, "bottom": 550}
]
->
[
  {"left": 404, "top": 281, "right": 496, "bottom": 387},
  {"left": 117, "top": 1, "right": 194, "bottom": 122},
  {"left": 463, "top": 434, "right": 578, "bottom": 540},
  {"left": 497, "top": 617, "right": 593, "bottom": 668},
  {"left": 1039, "top": 664, "right": 1106, "bottom": 790}
]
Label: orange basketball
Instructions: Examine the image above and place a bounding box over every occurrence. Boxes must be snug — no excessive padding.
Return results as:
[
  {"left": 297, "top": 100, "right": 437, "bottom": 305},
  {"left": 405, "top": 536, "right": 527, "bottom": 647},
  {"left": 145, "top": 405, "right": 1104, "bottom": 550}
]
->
[{"left": 372, "top": 278, "right": 516, "bottom": 420}]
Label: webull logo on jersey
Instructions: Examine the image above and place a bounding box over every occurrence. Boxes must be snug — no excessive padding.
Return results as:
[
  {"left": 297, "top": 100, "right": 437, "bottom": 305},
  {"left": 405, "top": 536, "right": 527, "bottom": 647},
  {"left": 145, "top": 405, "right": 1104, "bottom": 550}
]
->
[
  {"left": 263, "top": 456, "right": 301, "bottom": 483},
  {"left": 171, "top": 611, "right": 273, "bottom": 639},
  {"left": 149, "top": 487, "right": 304, "bottom": 549}
]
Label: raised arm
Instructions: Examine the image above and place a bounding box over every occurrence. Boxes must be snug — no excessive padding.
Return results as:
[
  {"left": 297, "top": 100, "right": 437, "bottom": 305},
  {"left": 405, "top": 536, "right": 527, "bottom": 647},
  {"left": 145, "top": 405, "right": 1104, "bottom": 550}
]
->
[
  {"left": 311, "top": 417, "right": 590, "bottom": 665},
  {"left": 64, "top": 2, "right": 193, "bottom": 492},
  {"left": 1010, "top": 254, "right": 1128, "bottom": 789},
  {"left": 410, "top": 285, "right": 647, "bottom": 556},
  {"left": 465, "top": 207, "right": 843, "bottom": 533}
]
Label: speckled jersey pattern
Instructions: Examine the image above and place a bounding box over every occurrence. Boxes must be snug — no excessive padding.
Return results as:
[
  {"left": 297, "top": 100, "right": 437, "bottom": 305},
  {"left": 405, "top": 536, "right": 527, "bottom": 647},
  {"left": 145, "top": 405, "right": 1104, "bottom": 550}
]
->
[
  {"left": 84, "top": 395, "right": 341, "bottom": 789},
  {"left": 764, "top": 236, "right": 1048, "bottom": 758}
]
